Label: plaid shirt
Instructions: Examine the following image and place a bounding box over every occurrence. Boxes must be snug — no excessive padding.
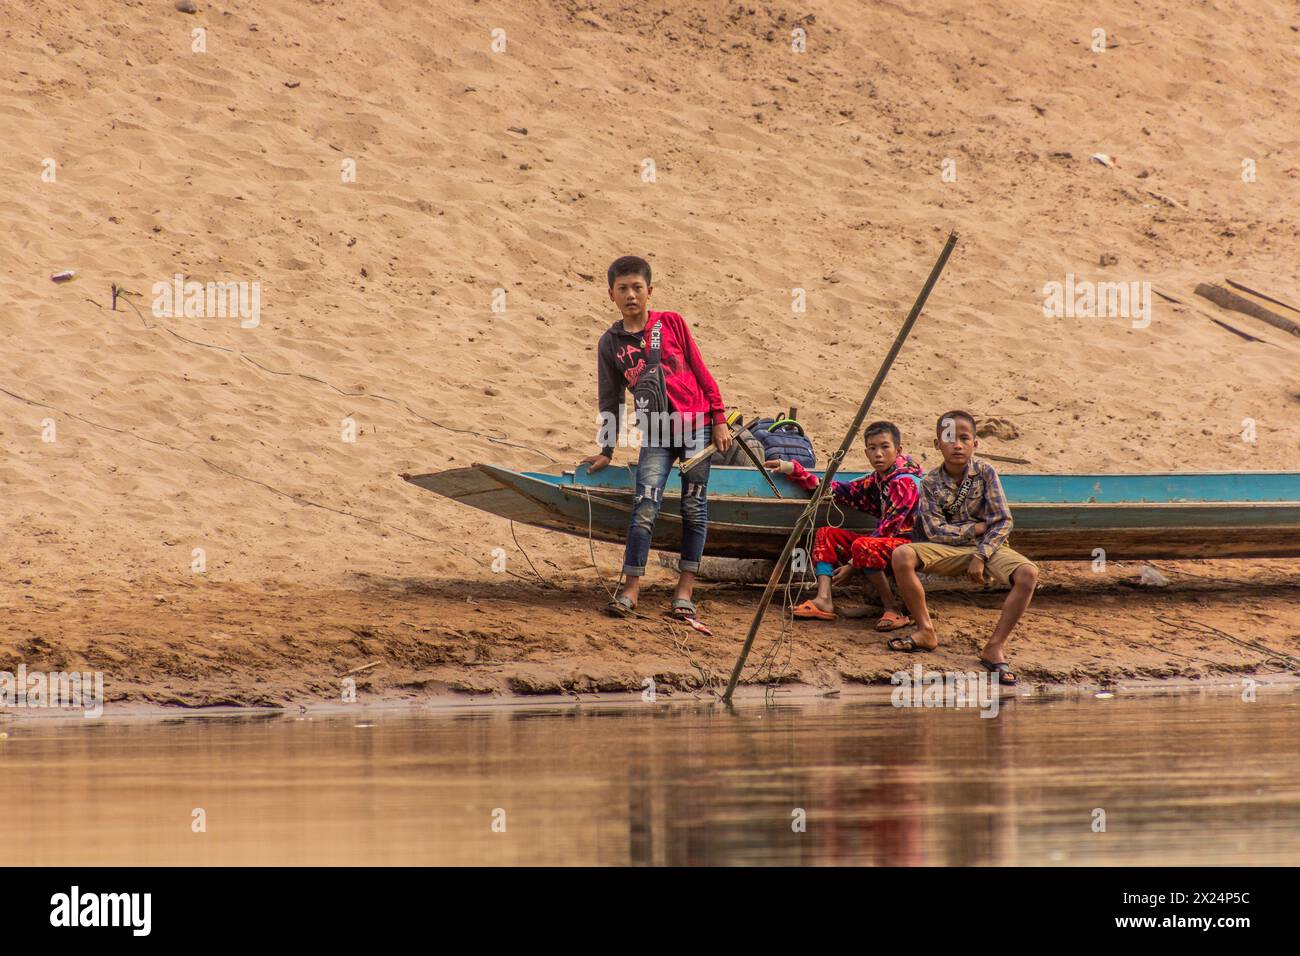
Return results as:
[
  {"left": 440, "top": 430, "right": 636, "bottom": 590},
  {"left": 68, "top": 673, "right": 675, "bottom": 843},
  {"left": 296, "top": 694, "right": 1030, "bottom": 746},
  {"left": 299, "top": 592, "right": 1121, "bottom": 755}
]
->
[{"left": 917, "top": 457, "right": 1013, "bottom": 559}]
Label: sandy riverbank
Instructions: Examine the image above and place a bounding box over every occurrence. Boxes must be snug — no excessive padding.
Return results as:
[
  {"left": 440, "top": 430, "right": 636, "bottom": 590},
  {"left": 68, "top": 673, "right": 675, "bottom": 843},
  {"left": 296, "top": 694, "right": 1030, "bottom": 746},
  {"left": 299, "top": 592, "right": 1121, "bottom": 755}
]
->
[{"left": 3, "top": 559, "right": 1297, "bottom": 712}]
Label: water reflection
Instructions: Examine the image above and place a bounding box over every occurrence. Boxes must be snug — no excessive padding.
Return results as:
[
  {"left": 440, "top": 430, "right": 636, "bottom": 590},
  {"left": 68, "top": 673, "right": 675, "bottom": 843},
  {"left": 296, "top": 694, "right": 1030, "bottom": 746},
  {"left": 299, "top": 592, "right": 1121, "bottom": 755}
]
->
[{"left": 0, "top": 689, "right": 1296, "bottom": 865}]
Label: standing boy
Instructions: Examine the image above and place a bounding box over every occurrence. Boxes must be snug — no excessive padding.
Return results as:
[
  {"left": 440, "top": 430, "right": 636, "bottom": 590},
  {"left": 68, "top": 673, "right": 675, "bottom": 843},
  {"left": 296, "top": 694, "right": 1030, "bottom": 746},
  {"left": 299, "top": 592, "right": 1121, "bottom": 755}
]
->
[
  {"left": 764, "top": 421, "right": 922, "bottom": 631},
  {"left": 582, "top": 256, "right": 732, "bottom": 620},
  {"left": 888, "top": 410, "right": 1039, "bottom": 685}
]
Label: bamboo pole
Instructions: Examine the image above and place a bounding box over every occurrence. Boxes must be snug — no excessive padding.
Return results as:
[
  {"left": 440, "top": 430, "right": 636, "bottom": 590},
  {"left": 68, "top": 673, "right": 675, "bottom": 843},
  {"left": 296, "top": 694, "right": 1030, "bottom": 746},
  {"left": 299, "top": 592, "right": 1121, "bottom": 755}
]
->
[{"left": 719, "top": 231, "right": 959, "bottom": 704}]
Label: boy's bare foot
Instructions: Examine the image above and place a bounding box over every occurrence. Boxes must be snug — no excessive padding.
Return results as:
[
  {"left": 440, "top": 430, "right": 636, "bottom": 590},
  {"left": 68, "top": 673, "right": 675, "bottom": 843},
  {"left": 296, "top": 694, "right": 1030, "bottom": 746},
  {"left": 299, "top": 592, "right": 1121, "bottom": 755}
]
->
[
  {"left": 978, "top": 639, "right": 1018, "bottom": 684},
  {"left": 840, "top": 605, "right": 876, "bottom": 619},
  {"left": 888, "top": 623, "right": 938, "bottom": 652},
  {"left": 979, "top": 641, "right": 1007, "bottom": 665}
]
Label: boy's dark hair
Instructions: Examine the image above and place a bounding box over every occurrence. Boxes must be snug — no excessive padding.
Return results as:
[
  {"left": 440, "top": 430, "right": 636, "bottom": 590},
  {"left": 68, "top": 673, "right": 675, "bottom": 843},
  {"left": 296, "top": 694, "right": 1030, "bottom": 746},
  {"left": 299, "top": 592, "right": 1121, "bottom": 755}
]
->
[
  {"left": 936, "top": 409, "right": 977, "bottom": 438},
  {"left": 864, "top": 420, "right": 901, "bottom": 448},
  {"left": 607, "top": 255, "right": 652, "bottom": 288}
]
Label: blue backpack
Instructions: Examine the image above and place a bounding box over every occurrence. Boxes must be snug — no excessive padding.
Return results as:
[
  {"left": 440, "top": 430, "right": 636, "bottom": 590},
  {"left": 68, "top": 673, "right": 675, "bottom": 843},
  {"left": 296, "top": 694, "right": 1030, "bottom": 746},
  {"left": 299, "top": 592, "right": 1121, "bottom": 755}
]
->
[{"left": 749, "top": 417, "right": 816, "bottom": 469}]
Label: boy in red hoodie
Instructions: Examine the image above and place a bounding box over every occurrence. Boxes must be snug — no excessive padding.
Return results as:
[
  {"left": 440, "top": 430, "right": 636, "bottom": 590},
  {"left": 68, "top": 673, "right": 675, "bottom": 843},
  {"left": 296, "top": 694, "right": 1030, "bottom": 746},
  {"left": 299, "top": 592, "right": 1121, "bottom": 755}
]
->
[
  {"left": 765, "top": 421, "right": 922, "bottom": 630},
  {"left": 582, "top": 256, "right": 732, "bottom": 620}
]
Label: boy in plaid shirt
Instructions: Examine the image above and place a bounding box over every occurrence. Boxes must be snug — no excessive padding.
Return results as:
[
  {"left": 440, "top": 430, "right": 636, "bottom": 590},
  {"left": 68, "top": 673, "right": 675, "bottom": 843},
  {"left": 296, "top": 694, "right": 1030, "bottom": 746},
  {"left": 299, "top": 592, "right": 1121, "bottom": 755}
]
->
[{"left": 888, "top": 410, "right": 1039, "bottom": 685}]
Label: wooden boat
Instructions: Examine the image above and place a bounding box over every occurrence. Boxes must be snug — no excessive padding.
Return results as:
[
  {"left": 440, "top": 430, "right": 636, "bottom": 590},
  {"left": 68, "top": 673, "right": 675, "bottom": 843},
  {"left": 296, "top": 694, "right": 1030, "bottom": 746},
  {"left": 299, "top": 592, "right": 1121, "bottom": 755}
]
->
[{"left": 402, "top": 463, "right": 1300, "bottom": 561}]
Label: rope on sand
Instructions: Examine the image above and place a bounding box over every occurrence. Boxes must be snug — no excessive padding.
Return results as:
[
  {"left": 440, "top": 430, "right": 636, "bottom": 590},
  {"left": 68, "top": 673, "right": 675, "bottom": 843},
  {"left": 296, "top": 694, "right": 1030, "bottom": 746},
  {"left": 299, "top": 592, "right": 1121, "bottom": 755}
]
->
[
  {"left": 509, "top": 520, "right": 556, "bottom": 589},
  {"left": 582, "top": 486, "right": 620, "bottom": 602},
  {"left": 1155, "top": 615, "right": 1300, "bottom": 672}
]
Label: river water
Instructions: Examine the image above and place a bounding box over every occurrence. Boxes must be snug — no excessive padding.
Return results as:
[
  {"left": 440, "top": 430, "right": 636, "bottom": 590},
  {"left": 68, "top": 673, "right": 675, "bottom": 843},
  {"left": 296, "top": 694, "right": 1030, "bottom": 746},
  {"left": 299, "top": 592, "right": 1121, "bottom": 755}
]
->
[{"left": 2, "top": 688, "right": 1297, "bottom": 865}]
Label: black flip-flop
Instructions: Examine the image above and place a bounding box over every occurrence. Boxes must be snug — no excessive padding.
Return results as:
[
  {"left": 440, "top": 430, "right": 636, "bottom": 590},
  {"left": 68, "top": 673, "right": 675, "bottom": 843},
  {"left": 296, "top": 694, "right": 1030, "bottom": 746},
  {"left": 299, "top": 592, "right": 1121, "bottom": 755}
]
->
[
  {"left": 887, "top": 636, "right": 934, "bottom": 653},
  {"left": 979, "top": 658, "right": 1018, "bottom": 686}
]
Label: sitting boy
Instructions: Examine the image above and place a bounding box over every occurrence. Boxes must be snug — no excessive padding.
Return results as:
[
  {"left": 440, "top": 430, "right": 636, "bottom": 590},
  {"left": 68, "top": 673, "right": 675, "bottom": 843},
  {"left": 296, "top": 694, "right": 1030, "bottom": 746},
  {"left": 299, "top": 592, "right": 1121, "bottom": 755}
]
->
[
  {"left": 765, "top": 420, "right": 923, "bottom": 631},
  {"left": 888, "top": 410, "right": 1039, "bottom": 685}
]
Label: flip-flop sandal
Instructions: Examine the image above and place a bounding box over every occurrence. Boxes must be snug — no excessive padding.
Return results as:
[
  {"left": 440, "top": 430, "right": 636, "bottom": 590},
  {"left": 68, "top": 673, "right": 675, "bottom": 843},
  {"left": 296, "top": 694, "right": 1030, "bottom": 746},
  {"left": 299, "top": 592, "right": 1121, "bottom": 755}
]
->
[
  {"left": 792, "top": 599, "right": 837, "bottom": 621},
  {"left": 667, "top": 598, "right": 698, "bottom": 620},
  {"left": 979, "top": 658, "right": 1018, "bottom": 686},
  {"left": 605, "top": 595, "right": 635, "bottom": 618},
  {"left": 887, "top": 635, "right": 934, "bottom": 653},
  {"left": 875, "top": 610, "right": 913, "bottom": 632},
  {"left": 666, "top": 599, "right": 713, "bottom": 636}
]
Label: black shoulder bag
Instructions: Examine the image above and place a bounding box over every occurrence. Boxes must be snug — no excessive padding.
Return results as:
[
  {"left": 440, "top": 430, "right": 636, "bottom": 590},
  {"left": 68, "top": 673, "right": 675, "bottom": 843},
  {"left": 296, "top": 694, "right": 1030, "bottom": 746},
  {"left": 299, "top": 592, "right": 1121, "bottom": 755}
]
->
[
  {"left": 631, "top": 318, "right": 669, "bottom": 432},
  {"left": 942, "top": 473, "right": 976, "bottom": 521}
]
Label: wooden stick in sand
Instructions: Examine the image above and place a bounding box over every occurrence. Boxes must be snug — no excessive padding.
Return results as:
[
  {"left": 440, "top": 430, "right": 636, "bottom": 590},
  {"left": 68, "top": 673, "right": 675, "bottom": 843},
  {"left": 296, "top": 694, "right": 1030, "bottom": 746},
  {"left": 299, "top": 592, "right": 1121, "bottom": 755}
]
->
[
  {"left": 1195, "top": 283, "right": 1300, "bottom": 338},
  {"left": 720, "top": 231, "right": 960, "bottom": 705},
  {"left": 1224, "top": 278, "right": 1300, "bottom": 316},
  {"left": 339, "top": 661, "right": 383, "bottom": 678}
]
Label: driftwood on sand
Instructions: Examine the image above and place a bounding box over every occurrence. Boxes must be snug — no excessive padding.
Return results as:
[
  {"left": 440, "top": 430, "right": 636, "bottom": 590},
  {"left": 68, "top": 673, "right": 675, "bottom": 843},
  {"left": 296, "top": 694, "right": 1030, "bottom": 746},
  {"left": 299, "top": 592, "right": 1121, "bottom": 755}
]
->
[
  {"left": 1225, "top": 278, "right": 1300, "bottom": 316},
  {"left": 1194, "top": 283, "right": 1300, "bottom": 338},
  {"left": 1153, "top": 287, "right": 1271, "bottom": 344}
]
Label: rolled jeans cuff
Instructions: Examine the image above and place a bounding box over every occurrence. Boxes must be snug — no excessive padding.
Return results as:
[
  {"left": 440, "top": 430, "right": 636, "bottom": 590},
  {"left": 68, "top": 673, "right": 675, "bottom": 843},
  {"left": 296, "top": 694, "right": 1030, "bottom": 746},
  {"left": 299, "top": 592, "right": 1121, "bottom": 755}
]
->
[
  {"left": 622, "top": 565, "right": 646, "bottom": 577},
  {"left": 677, "top": 560, "right": 701, "bottom": 573}
]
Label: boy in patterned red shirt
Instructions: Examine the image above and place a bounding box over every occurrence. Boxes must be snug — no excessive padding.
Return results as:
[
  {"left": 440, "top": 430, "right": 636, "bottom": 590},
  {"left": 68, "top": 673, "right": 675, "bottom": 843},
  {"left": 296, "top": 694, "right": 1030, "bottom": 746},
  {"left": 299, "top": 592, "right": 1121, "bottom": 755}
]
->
[{"left": 765, "top": 421, "right": 922, "bottom": 630}]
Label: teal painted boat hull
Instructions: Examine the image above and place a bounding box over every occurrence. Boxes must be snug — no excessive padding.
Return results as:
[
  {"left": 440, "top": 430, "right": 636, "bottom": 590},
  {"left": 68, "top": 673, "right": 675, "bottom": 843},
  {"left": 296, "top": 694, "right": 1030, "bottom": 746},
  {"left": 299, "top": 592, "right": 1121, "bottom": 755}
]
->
[{"left": 403, "top": 463, "right": 1300, "bottom": 561}]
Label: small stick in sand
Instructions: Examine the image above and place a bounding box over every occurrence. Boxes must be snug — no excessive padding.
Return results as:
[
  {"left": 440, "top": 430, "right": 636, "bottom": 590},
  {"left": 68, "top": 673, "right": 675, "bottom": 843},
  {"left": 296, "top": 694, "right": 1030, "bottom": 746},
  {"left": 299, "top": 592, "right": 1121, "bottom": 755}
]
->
[
  {"left": 339, "top": 661, "right": 382, "bottom": 678},
  {"left": 1209, "top": 318, "right": 1266, "bottom": 343}
]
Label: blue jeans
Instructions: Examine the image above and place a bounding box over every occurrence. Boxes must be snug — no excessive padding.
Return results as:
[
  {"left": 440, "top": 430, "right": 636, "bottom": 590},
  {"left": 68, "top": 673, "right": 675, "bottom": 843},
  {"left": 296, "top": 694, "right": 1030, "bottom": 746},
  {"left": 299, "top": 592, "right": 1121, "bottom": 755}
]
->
[{"left": 622, "top": 422, "right": 712, "bottom": 577}]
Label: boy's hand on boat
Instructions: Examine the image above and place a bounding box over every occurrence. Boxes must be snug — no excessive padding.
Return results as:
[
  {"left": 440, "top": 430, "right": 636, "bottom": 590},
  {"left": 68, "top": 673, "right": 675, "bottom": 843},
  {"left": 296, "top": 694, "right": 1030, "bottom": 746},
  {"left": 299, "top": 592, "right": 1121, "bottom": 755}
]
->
[
  {"left": 715, "top": 422, "right": 733, "bottom": 453},
  {"left": 581, "top": 454, "right": 612, "bottom": 473},
  {"left": 764, "top": 459, "right": 794, "bottom": 475}
]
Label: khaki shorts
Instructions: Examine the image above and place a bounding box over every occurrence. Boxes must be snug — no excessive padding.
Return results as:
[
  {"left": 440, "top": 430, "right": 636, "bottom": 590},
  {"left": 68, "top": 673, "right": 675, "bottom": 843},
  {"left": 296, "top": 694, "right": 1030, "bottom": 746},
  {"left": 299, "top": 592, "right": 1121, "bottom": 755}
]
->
[{"left": 906, "top": 542, "right": 1036, "bottom": 585}]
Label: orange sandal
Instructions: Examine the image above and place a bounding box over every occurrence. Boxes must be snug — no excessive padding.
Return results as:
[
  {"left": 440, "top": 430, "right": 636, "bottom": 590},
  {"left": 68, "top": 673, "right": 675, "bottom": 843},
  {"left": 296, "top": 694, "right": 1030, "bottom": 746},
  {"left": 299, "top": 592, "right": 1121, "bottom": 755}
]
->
[
  {"left": 792, "top": 600, "right": 836, "bottom": 621},
  {"left": 875, "top": 610, "right": 913, "bottom": 632}
]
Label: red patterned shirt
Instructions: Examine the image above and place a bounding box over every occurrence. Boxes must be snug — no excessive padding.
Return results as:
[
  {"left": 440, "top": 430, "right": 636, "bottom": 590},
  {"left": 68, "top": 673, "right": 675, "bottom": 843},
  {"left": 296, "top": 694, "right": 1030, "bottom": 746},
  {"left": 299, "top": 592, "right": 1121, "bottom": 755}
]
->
[{"left": 786, "top": 455, "right": 924, "bottom": 538}]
